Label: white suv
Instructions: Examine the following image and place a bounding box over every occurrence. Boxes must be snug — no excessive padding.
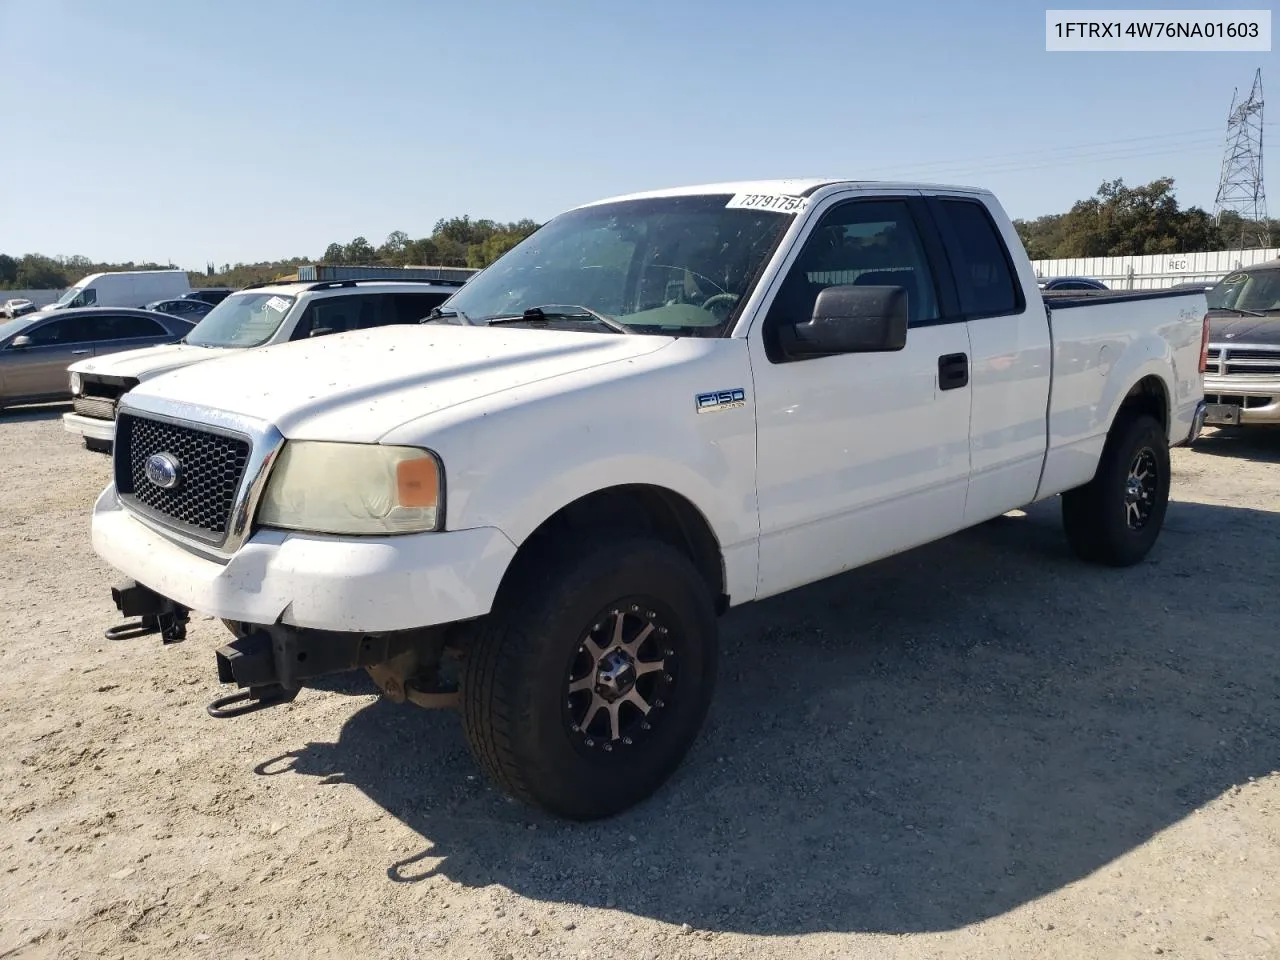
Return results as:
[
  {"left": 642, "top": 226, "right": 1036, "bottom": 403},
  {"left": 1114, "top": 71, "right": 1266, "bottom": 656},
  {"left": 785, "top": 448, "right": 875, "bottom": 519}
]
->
[{"left": 63, "top": 278, "right": 464, "bottom": 450}]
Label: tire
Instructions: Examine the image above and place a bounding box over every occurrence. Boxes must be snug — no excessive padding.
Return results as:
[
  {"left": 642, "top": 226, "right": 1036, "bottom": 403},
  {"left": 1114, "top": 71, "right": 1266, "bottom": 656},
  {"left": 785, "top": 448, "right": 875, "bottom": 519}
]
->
[
  {"left": 1061, "top": 411, "right": 1170, "bottom": 567},
  {"left": 460, "top": 535, "right": 718, "bottom": 821}
]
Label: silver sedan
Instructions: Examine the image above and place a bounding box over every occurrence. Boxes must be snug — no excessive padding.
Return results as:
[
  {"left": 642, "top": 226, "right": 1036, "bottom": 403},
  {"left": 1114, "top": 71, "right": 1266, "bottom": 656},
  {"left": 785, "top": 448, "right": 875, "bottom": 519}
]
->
[{"left": 0, "top": 307, "right": 195, "bottom": 411}]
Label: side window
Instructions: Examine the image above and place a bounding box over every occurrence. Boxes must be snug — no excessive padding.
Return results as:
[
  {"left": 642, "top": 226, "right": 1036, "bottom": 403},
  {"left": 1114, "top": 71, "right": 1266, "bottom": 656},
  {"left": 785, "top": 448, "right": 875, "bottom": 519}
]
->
[
  {"left": 933, "top": 199, "right": 1022, "bottom": 318},
  {"left": 103, "top": 315, "right": 167, "bottom": 339},
  {"left": 292, "top": 295, "right": 384, "bottom": 338},
  {"left": 388, "top": 292, "right": 451, "bottom": 324},
  {"left": 24, "top": 317, "right": 93, "bottom": 345},
  {"left": 763, "top": 199, "right": 942, "bottom": 356},
  {"left": 79, "top": 288, "right": 98, "bottom": 307}
]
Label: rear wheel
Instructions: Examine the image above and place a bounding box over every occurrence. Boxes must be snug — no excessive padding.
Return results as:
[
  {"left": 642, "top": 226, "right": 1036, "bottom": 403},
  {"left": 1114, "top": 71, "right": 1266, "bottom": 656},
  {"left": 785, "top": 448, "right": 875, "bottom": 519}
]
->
[
  {"left": 460, "top": 535, "right": 718, "bottom": 820},
  {"left": 1062, "top": 412, "right": 1170, "bottom": 566}
]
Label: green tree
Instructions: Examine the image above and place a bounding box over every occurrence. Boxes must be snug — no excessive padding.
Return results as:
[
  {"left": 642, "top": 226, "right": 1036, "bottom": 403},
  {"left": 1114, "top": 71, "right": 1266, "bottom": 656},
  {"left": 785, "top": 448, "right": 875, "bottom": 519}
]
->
[{"left": 344, "top": 236, "right": 375, "bottom": 263}]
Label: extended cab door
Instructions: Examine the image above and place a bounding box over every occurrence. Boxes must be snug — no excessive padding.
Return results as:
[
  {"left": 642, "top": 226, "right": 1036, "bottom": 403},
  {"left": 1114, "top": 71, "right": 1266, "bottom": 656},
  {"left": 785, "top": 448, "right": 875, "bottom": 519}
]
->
[
  {"left": 748, "top": 192, "right": 974, "bottom": 600},
  {"left": 923, "top": 194, "right": 1051, "bottom": 523}
]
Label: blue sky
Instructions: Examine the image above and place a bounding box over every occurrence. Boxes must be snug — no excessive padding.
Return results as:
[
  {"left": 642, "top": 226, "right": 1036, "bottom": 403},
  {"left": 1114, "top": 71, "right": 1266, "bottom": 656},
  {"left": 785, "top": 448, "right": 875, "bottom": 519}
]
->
[{"left": 0, "top": 0, "right": 1273, "bottom": 267}]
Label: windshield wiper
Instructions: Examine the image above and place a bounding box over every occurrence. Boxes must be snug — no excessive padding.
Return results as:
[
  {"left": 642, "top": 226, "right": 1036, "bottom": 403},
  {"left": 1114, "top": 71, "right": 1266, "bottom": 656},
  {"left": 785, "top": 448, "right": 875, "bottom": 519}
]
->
[
  {"left": 1212, "top": 305, "right": 1269, "bottom": 318},
  {"left": 422, "top": 306, "right": 474, "bottom": 325},
  {"left": 484, "top": 305, "right": 633, "bottom": 335}
]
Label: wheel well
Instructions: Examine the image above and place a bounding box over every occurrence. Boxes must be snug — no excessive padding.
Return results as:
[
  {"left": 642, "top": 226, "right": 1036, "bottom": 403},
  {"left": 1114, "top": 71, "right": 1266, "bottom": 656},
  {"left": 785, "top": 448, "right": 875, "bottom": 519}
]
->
[
  {"left": 505, "top": 485, "right": 728, "bottom": 614},
  {"left": 1118, "top": 375, "right": 1169, "bottom": 437}
]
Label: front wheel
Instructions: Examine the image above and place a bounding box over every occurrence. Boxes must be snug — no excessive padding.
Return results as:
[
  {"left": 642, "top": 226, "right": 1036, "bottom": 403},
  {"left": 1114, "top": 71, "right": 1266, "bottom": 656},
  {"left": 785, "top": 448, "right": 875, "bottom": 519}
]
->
[
  {"left": 460, "top": 535, "right": 718, "bottom": 820},
  {"left": 1061, "top": 412, "right": 1170, "bottom": 566}
]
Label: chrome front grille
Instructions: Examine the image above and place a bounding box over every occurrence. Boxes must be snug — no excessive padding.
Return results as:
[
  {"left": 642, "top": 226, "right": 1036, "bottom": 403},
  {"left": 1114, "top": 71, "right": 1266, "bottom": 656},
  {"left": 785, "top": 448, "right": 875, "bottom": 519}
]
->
[
  {"left": 115, "top": 412, "right": 252, "bottom": 544},
  {"left": 1207, "top": 345, "right": 1280, "bottom": 377},
  {"left": 72, "top": 396, "right": 117, "bottom": 421}
]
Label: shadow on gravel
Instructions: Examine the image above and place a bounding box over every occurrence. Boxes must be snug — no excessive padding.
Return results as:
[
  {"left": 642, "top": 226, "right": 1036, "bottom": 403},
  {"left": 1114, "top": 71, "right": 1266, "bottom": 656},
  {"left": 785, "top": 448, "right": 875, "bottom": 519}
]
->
[
  {"left": 0, "top": 401, "right": 71, "bottom": 423},
  {"left": 260, "top": 496, "right": 1280, "bottom": 935},
  {"left": 1191, "top": 426, "right": 1280, "bottom": 463}
]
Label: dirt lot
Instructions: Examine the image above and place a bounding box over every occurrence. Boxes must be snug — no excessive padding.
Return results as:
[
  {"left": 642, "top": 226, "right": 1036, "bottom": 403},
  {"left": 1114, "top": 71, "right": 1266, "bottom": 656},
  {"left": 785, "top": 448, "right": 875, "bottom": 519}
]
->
[{"left": 0, "top": 406, "right": 1277, "bottom": 960}]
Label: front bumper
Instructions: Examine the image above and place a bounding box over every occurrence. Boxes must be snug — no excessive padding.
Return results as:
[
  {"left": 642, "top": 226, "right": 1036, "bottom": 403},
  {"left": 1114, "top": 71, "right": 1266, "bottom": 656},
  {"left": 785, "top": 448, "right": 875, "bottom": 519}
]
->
[
  {"left": 91, "top": 485, "right": 518, "bottom": 632},
  {"left": 63, "top": 411, "right": 117, "bottom": 442},
  {"left": 1202, "top": 376, "right": 1280, "bottom": 425}
]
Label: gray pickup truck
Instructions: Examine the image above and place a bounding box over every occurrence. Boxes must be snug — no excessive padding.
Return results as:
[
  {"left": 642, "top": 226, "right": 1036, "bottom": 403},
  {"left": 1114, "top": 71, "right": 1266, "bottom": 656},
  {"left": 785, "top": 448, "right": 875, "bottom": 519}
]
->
[{"left": 1202, "top": 258, "right": 1280, "bottom": 430}]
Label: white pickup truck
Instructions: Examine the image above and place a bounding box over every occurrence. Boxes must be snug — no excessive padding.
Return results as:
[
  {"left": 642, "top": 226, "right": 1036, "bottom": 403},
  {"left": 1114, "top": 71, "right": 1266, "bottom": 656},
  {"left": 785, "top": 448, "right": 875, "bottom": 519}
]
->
[{"left": 91, "top": 179, "right": 1209, "bottom": 821}]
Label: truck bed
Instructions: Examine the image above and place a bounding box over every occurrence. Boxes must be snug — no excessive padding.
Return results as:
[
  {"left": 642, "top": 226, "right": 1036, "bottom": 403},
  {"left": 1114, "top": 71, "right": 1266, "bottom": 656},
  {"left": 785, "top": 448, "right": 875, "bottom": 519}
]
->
[
  {"left": 1040, "top": 287, "right": 1207, "bottom": 309},
  {"left": 1036, "top": 286, "right": 1207, "bottom": 502}
]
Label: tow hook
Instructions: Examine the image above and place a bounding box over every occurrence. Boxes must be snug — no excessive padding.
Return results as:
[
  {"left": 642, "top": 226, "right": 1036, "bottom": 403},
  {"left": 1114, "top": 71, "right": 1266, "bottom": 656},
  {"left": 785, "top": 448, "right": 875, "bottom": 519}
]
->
[{"left": 105, "top": 580, "right": 189, "bottom": 644}]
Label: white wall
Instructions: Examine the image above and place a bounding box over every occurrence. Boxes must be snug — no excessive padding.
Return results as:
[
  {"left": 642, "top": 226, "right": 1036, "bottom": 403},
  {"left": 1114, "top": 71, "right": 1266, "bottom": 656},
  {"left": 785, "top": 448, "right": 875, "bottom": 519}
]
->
[{"left": 1032, "top": 248, "right": 1280, "bottom": 289}]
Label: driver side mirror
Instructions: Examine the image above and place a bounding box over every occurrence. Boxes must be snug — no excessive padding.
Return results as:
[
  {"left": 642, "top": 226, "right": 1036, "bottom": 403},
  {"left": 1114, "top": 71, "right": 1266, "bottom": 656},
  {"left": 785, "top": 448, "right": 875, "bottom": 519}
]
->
[
  {"left": 9, "top": 334, "right": 32, "bottom": 349},
  {"left": 782, "top": 285, "right": 908, "bottom": 359}
]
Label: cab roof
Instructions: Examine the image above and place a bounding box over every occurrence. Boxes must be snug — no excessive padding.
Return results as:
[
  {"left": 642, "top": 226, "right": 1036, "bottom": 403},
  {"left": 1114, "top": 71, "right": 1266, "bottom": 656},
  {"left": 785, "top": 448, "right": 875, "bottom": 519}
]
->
[{"left": 578, "top": 178, "right": 991, "bottom": 208}]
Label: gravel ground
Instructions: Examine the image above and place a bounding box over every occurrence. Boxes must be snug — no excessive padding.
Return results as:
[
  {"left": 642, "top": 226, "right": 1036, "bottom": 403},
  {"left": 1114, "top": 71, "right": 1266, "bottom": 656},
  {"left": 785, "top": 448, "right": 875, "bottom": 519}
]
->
[{"left": 1, "top": 405, "right": 1278, "bottom": 960}]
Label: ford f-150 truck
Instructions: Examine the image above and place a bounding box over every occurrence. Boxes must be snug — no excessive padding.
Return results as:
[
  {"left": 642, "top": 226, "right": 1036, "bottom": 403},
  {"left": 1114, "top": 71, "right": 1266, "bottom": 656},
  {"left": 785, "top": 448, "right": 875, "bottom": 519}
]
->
[
  {"left": 62, "top": 278, "right": 465, "bottom": 451},
  {"left": 90, "top": 179, "right": 1210, "bottom": 821}
]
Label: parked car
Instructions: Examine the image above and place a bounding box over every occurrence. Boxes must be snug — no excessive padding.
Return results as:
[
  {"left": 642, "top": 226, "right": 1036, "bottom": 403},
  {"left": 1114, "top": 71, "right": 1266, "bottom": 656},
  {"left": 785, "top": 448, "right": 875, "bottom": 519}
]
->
[
  {"left": 0, "top": 307, "right": 193, "bottom": 415},
  {"left": 63, "top": 278, "right": 463, "bottom": 449},
  {"left": 90, "top": 178, "right": 1207, "bottom": 821},
  {"left": 1200, "top": 257, "right": 1280, "bottom": 431},
  {"left": 181, "top": 288, "right": 235, "bottom": 306},
  {"left": 3, "top": 298, "right": 37, "bottom": 319},
  {"left": 42, "top": 270, "right": 192, "bottom": 311},
  {"left": 1038, "top": 276, "right": 1109, "bottom": 291},
  {"left": 145, "top": 297, "right": 214, "bottom": 320}
]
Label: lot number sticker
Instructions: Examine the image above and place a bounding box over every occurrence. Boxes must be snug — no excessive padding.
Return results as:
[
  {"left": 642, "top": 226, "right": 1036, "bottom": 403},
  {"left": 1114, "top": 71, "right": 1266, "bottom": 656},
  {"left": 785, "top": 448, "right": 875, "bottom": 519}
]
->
[
  {"left": 725, "top": 193, "right": 809, "bottom": 214},
  {"left": 265, "top": 296, "right": 291, "bottom": 313}
]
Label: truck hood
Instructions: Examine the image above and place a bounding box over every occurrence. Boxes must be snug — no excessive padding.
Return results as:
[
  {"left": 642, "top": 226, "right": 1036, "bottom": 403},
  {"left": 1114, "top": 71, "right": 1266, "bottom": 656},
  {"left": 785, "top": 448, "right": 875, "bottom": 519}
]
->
[
  {"left": 124, "top": 324, "right": 675, "bottom": 442},
  {"left": 1208, "top": 312, "right": 1280, "bottom": 346},
  {"left": 72, "top": 342, "right": 236, "bottom": 379}
]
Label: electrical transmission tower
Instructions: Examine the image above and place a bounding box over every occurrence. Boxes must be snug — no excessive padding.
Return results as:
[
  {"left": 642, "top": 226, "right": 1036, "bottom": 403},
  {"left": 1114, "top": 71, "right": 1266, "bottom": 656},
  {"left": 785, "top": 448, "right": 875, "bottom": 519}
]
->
[{"left": 1213, "top": 68, "right": 1269, "bottom": 249}]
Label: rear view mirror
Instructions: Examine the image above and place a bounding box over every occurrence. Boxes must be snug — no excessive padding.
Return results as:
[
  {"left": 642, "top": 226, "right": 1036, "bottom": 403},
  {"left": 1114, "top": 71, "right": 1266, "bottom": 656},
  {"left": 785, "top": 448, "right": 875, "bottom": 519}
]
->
[
  {"left": 783, "top": 285, "right": 909, "bottom": 358},
  {"left": 9, "top": 335, "right": 32, "bottom": 349}
]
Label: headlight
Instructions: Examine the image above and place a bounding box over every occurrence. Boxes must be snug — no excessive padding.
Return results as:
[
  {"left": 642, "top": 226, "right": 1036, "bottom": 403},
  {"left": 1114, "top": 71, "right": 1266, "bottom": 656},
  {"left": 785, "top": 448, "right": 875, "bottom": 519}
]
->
[
  {"left": 69, "top": 373, "right": 82, "bottom": 395},
  {"left": 257, "top": 441, "right": 444, "bottom": 535}
]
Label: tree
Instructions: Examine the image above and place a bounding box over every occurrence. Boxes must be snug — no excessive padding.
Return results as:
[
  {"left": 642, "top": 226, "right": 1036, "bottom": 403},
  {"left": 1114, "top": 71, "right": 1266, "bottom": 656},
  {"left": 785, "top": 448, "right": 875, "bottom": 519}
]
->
[
  {"left": 322, "top": 242, "right": 346, "bottom": 264},
  {"left": 0, "top": 254, "right": 16, "bottom": 287},
  {"left": 343, "top": 236, "right": 375, "bottom": 263},
  {"left": 1013, "top": 177, "right": 1255, "bottom": 259}
]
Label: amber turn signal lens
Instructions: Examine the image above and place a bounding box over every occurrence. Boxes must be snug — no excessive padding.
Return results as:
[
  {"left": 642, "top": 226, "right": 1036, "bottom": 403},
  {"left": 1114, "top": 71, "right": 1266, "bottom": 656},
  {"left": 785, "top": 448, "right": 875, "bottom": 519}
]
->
[{"left": 396, "top": 457, "right": 439, "bottom": 508}]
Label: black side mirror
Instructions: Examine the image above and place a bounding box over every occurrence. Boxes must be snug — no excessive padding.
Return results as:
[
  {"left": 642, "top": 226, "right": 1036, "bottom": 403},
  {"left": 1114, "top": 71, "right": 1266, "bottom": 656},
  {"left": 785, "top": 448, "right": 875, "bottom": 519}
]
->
[{"left": 782, "top": 285, "right": 909, "bottom": 359}]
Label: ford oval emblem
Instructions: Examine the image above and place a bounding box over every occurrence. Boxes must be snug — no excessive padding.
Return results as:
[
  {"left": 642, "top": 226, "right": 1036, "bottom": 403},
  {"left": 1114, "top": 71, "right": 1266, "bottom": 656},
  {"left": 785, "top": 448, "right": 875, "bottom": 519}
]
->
[{"left": 144, "top": 452, "right": 182, "bottom": 490}]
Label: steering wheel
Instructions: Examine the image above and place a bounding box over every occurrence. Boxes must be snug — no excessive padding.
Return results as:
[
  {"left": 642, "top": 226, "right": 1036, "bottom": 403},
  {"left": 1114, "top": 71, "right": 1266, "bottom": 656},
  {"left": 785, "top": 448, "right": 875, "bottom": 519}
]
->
[{"left": 700, "top": 292, "right": 740, "bottom": 319}]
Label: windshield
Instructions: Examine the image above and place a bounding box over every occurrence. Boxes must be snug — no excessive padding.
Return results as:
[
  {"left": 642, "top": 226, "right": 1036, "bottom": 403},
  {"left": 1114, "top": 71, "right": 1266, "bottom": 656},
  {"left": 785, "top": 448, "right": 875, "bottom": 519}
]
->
[
  {"left": 184, "top": 291, "right": 297, "bottom": 348},
  {"left": 0, "top": 317, "right": 29, "bottom": 341},
  {"left": 1208, "top": 268, "right": 1280, "bottom": 313},
  {"left": 53, "top": 280, "right": 90, "bottom": 307},
  {"left": 439, "top": 193, "right": 796, "bottom": 336}
]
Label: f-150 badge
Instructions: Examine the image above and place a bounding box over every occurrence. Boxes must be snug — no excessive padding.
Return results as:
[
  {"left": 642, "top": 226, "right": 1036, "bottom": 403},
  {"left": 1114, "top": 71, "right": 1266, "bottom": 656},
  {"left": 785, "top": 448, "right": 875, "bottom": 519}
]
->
[{"left": 695, "top": 388, "right": 746, "bottom": 413}]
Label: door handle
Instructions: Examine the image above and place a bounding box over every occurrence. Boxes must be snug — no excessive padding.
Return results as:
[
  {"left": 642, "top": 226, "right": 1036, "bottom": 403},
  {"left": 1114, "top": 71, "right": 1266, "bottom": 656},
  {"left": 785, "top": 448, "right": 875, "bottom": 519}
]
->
[
  {"left": 938, "top": 353, "right": 968, "bottom": 390},
  {"left": 71, "top": 349, "right": 90, "bottom": 355}
]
